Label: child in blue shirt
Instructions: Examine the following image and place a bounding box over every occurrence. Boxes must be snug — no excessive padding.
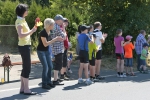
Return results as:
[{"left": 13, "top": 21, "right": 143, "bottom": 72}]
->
[{"left": 78, "top": 25, "right": 94, "bottom": 85}]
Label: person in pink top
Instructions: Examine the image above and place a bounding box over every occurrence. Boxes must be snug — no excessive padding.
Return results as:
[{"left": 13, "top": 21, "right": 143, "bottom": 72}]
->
[{"left": 114, "top": 29, "right": 129, "bottom": 78}]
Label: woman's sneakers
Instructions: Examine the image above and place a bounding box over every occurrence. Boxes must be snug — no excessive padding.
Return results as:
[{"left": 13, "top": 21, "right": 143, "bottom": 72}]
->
[
  {"left": 85, "top": 79, "right": 94, "bottom": 85},
  {"left": 68, "top": 68, "right": 73, "bottom": 73},
  {"left": 53, "top": 80, "right": 64, "bottom": 85},
  {"left": 120, "top": 73, "right": 127, "bottom": 78},
  {"left": 78, "top": 78, "right": 94, "bottom": 85},
  {"left": 78, "top": 78, "right": 84, "bottom": 84},
  {"left": 117, "top": 73, "right": 127, "bottom": 78}
]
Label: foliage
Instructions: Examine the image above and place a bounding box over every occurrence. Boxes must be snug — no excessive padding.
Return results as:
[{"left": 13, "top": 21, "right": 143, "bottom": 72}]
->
[
  {"left": 69, "top": 35, "right": 77, "bottom": 51},
  {"left": 88, "top": 0, "right": 150, "bottom": 54},
  {"left": 1, "top": 0, "right": 150, "bottom": 55}
]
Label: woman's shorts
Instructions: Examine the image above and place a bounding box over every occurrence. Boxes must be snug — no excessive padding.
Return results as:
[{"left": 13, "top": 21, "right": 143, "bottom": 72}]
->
[
  {"left": 89, "top": 57, "right": 95, "bottom": 66},
  {"left": 116, "top": 53, "right": 124, "bottom": 59}
]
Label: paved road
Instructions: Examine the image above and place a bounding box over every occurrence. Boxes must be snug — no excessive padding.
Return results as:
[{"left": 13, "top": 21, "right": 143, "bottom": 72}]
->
[{"left": 0, "top": 69, "right": 150, "bottom": 100}]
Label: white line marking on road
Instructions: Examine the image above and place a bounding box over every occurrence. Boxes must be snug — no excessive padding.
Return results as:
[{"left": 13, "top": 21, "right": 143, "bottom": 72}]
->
[
  {"left": 0, "top": 80, "right": 77, "bottom": 93},
  {"left": 0, "top": 70, "right": 142, "bottom": 93},
  {"left": 0, "top": 85, "right": 39, "bottom": 92}
]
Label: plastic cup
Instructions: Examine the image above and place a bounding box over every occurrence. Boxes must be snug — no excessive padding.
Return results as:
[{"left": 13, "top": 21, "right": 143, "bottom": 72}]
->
[{"left": 1, "top": 78, "right": 4, "bottom": 83}]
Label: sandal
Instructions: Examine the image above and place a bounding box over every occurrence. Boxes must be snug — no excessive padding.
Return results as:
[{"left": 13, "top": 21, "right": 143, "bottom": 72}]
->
[
  {"left": 130, "top": 73, "right": 136, "bottom": 76},
  {"left": 19, "top": 91, "right": 24, "bottom": 94},
  {"left": 126, "top": 73, "right": 130, "bottom": 76},
  {"left": 24, "top": 92, "right": 37, "bottom": 95}
]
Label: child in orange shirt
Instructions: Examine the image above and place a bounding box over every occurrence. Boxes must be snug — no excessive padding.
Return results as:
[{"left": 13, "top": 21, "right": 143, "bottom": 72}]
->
[{"left": 124, "top": 35, "right": 136, "bottom": 76}]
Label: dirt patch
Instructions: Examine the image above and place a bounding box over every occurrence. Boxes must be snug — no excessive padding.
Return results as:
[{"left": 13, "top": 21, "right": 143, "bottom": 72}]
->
[{"left": 72, "top": 55, "right": 138, "bottom": 71}]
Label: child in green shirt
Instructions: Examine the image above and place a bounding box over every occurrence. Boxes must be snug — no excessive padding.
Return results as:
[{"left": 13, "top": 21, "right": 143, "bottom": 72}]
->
[
  {"left": 88, "top": 33, "right": 99, "bottom": 81},
  {"left": 140, "top": 43, "right": 149, "bottom": 73}
]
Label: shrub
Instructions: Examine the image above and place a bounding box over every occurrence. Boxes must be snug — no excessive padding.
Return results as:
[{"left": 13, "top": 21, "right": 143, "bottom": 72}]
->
[{"left": 69, "top": 35, "right": 77, "bottom": 51}]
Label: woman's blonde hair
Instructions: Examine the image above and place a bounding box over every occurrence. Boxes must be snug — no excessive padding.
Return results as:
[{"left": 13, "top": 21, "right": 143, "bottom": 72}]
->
[{"left": 44, "top": 18, "right": 55, "bottom": 28}]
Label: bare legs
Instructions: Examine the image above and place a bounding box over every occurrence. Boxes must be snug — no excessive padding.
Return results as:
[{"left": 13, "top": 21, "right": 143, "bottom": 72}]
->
[
  {"left": 54, "top": 70, "right": 59, "bottom": 81},
  {"left": 116, "top": 59, "right": 121, "bottom": 73},
  {"left": 78, "top": 63, "right": 89, "bottom": 79},
  {"left": 23, "top": 78, "right": 31, "bottom": 93},
  {"left": 120, "top": 60, "right": 124, "bottom": 73},
  {"left": 90, "top": 65, "right": 95, "bottom": 77},
  {"left": 95, "top": 59, "right": 101, "bottom": 75},
  {"left": 116, "top": 59, "right": 125, "bottom": 76},
  {"left": 20, "top": 76, "right": 24, "bottom": 92},
  {"left": 20, "top": 77, "right": 31, "bottom": 93},
  {"left": 61, "top": 67, "right": 66, "bottom": 75},
  {"left": 79, "top": 63, "right": 84, "bottom": 78}
]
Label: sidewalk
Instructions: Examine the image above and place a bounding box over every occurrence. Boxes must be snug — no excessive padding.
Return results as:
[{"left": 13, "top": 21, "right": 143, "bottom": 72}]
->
[
  {"left": 0, "top": 54, "right": 39, "bottom": 81},
  {"left": 0, "top": 54, "right": 118, "bottom": 83}
]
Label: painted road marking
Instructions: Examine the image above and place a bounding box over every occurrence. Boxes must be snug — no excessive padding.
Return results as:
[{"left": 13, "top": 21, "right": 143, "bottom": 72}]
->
[{"left": 0, "top": 71, "right": 142, "bottom": 93}]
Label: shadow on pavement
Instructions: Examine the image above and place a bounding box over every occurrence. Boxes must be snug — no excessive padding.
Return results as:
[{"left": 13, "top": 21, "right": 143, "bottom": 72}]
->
[
  {"left": 0, "top": 87, "right": 49, "bottom": 100},
  {"left": 63, "top": 83, "right": 87, "bottom": 91}
]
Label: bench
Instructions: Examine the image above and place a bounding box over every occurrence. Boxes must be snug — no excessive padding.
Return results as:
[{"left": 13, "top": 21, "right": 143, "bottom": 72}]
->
[{"left": 0, "top": 60, "right": 40, "bottom": 83}]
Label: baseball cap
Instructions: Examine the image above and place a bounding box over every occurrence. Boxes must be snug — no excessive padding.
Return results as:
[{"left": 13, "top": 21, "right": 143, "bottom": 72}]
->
[
  {"left": 126, "top": 35, "right": 133, "bottom": 40},
  {"left": 80, "top": 25, "right": 90, "bottom": 31},
  {"left": 54, "top": 14, "right": 65, "bottom": 21},
  {"left": 143, "top": 43, "right": 149, "bottom": 47},
  {"left": 64, "top": 18, "right": 68, "bottom": 22}
]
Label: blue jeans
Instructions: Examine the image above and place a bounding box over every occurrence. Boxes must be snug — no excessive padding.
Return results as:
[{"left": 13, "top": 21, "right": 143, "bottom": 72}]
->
[
  {"left": 124, "top": 58, "right": 133, "bottom": 67},
  {"left": 137, "top": 54, "right": 141, "bottom": 70},
  {"left": 37, "top": 50, "right": 53, "bottom": 85}
]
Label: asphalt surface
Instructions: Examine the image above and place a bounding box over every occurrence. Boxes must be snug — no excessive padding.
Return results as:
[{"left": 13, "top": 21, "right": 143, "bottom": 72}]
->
[{"left": 0, "top": 69, "right": 150, "bottom": 100}]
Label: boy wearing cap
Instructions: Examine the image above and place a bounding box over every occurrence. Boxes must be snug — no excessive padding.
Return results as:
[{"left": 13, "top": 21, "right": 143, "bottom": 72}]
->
[
  {"left": 124, "top": 35, "right": 136, "bottom": 76},
  {"left": 50, "top": 14, "right": 66, "bottom": 85},
  {"left": 78, "top": 25, "right": 94, "bottom": 85},
  {"left": 140, "top": 43, "right": 149, "bottom": 73}
]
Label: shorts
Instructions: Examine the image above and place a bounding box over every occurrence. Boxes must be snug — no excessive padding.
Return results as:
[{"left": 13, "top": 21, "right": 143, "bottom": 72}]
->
[
  {"left": 79, "top": 50, "right": 89, "bottom": 63},
  {"left": 140, "top": 59, "right": 146, "bottom": 66},
  {"left": 96, "top": 50, "right": 102, "bottom": 60},
  {"left": 54, "top": 53, "right": 63, "bottom": 71},
  {"left": 116, "top": 53, "right": 124, "bottom": 59},
  {"left": 63, "top": 49, "right": 68, "bottom": 68},
  {"left": 89, "top": 57, "right": 95, "bottom": 66},
  {"left": 68, "top": 57, "right": 72, "bottom": 61},
  {"left": 124, "top": 58, "right": 133, "bottom": 67}
]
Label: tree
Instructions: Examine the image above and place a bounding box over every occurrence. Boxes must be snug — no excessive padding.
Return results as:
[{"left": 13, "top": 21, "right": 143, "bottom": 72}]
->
[{"left": 88, "top": 0, "right": 150, "bottom": 54}]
